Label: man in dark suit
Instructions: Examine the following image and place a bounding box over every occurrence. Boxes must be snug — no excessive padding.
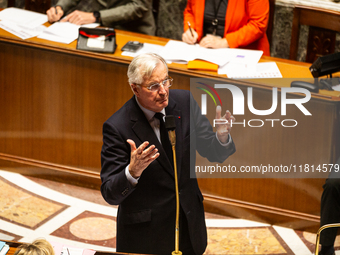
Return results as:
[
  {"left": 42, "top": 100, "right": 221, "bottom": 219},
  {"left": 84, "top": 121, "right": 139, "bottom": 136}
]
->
[{"left": 100, "top": 53, "right": 236, "bottom": 255}]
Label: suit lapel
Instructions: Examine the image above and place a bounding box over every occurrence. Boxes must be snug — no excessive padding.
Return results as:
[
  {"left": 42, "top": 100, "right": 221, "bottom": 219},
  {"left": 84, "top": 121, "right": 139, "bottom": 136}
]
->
[{"left": 128, "top": 97, "right": 174, "bottom": 177}]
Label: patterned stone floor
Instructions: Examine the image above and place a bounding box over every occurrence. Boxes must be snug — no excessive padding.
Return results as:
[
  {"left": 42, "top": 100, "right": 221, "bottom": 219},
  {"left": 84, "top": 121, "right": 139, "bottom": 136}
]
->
[{"left": 0, "top": 169, "right": 339, "bottom": 255}]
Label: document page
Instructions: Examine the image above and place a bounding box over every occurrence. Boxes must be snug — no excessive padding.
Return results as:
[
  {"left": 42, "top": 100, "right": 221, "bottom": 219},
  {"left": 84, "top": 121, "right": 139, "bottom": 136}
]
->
[
  {"left": 195, "top": 47, "right": 235, "bottom": 66},
  {"left": 226, "top": 49, "right": 263, "bottom": 65},
  {"left": 51, "top": 242, "right": 96, "bottom": 255},
  {"left": 0, "top": 20, "right": 46, "bottom": 39},
  {"left": 159, "top": 40, "right": 197, "bottom": 64},
  {"left": 159, "top": 40, "right": 233, "bottom": 66},
  {"left": 38, "top": 22, "right": 99, "bottom": 44},
  {"left": 38, "top": 22, "right": 80, "bottom": 44},
  {"left": 159, "top": 40, "right": 263, "bottom": 67},
  {"left": 0, "top": 7, "right": 47, "bottom": 28},
  {"left": 0, "top": 244, "right": 9, "bottom": 255},
  {"left": 61, "top": 247, "right": 84, "bottom": 255},
  {"left": 219, "top": 62, "right": 282, "bottom": 78}
]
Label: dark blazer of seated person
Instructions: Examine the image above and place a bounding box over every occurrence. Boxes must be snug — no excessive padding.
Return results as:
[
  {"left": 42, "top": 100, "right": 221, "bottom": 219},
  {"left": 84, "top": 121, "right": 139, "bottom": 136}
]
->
[
  {"left": 46, "top": 0, "right": 155, "bottom": 35},
  {"left": 182, "top": 0, "right": 270, "bottom": 56}
]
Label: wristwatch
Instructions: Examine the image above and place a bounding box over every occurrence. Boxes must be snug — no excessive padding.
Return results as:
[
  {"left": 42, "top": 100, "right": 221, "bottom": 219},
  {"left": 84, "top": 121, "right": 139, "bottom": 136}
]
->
[{"left": 93, "top": 11, "right": 101, "bottom": 23}]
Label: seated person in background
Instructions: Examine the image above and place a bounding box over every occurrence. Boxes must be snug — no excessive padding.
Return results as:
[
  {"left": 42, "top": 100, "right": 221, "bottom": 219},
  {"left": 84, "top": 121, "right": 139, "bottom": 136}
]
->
[
  {"left": 319, "top": 157, "right": 340, "bottom": 255},
  {"left": 14, "top": 239, "right": 54, "bottom": 255},
  {"left": 182, "top": 0, "right": 270, "bottom": 56},
  {"left": 46, "top": 0, "right": 155, "bottom": 35}
]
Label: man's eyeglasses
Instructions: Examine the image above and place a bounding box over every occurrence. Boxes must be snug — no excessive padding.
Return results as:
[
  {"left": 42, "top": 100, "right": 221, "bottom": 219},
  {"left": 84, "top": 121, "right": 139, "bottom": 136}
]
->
[{"left": 138, "top": 77, "right": 173, "bottom": 92}]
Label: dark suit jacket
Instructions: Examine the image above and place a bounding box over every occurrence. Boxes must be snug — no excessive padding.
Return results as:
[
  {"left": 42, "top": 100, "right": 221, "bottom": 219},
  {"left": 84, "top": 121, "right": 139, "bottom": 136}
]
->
[{"left": 101, "top": 89, "right": 236, "bottom": 255}]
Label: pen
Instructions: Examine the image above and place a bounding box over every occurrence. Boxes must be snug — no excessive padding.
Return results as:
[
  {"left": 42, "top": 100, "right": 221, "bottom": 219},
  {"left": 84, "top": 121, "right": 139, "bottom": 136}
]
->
[
  {"left": 187, "top": 21, "right": 194, "bottom": 37},
  {"left": 54, "top": 5, "right": 58, "bottom": 15}
]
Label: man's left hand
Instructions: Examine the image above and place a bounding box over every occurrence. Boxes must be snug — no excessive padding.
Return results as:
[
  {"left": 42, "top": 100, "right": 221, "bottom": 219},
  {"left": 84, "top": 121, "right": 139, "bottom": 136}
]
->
[
  {"left": 61, "top": 10, "right": 96, "bottom": 25},
  {"left": 215, "top": 105, "right": 235, "bottom": 144}
]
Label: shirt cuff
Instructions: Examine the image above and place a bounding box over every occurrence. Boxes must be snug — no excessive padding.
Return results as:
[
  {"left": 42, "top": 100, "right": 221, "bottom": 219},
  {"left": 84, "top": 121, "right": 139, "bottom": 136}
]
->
[
  {"left": 125, "top": 165, "right": 139, "bottom": 186},
  {"left": 216, "top": 133, "right": 232, "bottom": 147}
]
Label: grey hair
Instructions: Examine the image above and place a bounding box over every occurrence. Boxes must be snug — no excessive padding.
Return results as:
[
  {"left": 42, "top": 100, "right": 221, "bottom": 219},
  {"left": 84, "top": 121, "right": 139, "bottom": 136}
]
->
[{"left": 127, "top": 53, "right": 168, "bottom": 85}]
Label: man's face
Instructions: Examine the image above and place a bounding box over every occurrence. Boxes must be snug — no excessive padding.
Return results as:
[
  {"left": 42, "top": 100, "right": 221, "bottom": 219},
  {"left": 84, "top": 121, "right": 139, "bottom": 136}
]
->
[{"left": 131, "top": 63, "right": 169, "bottom": 112}]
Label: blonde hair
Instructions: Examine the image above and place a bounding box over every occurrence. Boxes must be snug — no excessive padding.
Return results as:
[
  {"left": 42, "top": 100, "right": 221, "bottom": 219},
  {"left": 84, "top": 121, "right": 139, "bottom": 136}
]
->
[{"left": 14, "top": 239, "right": 54, "bottom": 255}]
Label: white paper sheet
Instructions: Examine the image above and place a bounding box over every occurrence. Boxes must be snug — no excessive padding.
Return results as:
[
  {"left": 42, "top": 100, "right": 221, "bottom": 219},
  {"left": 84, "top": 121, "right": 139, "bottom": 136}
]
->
[
  {"left": 227, "top": 48, "right": 263, "bottom": 65},
  {"left": 37, "top": 22, "right": 100, "bottom": 44},
  {"left": 158, "top": 40, "right": 196, "bottom": 64},
  {"left": 51, "top": 242, "right": 95, "bottom": 255},
  {"left": 0, "top": 20, "right": 46, "bottom": 39},
  {"left": 0, "top": 7, "right": 47, "bottom": 28},
  {"left": 158, "top": 40, "right": 263, "bottom": 67},
  {"left": 37, "top": 22, "right": 80, "bottom": 44},
  {"left": 61, "top": 247, "right": 84, "bottom": 255},
  {"left": 219, "top": 62, "right": 282, "bottom": 79},
  {"left": 332, "top": 84, "right": 340, "bottom": 92}
]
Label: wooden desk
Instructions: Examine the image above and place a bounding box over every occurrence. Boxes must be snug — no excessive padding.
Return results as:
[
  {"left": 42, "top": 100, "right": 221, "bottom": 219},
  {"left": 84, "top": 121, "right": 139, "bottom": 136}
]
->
[{"left": 0, "top": 21, "right": 340, "bottom": 232}]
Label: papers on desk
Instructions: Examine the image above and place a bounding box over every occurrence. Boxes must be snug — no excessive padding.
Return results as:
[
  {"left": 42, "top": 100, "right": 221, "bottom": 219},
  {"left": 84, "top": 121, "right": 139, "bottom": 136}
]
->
[
  {"left": 0, "top": 20, "right": 46, "bottom": 39},
  {"left": 0, "top": 241, "right": 9, "bottom": 255},
  {"left": 37, "top": 22, "right": 80, "bottom": 44},
  {"left": 51, "top": 242, "right": 96, "bottom": 255},
  {"left": 157, "top": 40, "right": 264, "bottom": 68},
  {"left": 121, "top": 40, "right": 283, "bottom": 78},
  {"left": 159, "top": 40, "right": 235, "bottom": 66},
  {"left": 0, "top": 7, "right": 99, "bottom": 44},
  {"left": 0, "top": 7, "right": 47, "bottom": 39},
  {"left": 219, "top": 62, "right": 282, "bottom": 79},
  {"left": 332, "top": 83, "right": 340, "bottom": 92},
  {"left": 0, "top": 7, "right": 47, "bottom": 28},
  {"left": 0, "top": 245, "right": 9, "bottom": 255},
  {"left": 38, "top": 22, "right": 99, "bottom": 44}
]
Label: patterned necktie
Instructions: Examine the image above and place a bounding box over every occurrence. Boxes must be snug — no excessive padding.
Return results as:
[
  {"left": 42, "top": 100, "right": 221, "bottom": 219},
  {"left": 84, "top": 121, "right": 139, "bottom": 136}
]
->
[{"left": 154, "top": 112, "right": 173, "bottom": 167}]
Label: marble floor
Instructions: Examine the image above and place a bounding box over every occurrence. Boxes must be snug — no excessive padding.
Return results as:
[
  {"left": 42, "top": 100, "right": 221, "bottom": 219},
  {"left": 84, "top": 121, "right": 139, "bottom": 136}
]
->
[{"left": 0, "top": 169, "right": 339, "bottom": 255}]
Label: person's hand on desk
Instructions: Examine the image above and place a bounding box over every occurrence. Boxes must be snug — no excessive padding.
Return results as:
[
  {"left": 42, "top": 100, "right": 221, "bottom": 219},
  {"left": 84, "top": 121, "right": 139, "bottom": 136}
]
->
[
  {"left": 46, "top": 6, "right": 64, "bottom": 23},
  {"left": 182, "top": 28, "right": 198, "bottom": 44},
  {"left": 199, "top": 34, "right": 229, "bottom": 49},
  {"left": 61, "top": 10, "right": 96, "bottom": 25}
]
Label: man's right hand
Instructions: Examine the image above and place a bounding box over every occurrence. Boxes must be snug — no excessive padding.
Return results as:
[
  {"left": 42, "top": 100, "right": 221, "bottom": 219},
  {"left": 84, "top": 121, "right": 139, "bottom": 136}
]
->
[
  {"left": 46, "top": 6, "right": 64, "bottom": 23},
  {"left": 127, "top": 139, "right": 159, "bottom": 179}
]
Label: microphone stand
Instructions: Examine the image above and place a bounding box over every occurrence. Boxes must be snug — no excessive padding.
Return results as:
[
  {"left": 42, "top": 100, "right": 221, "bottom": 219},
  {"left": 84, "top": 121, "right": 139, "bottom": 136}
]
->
[
  {"left": 315, "top": 223, "right": 340, "bottom": 255},
  {"left": 165, "top": 116, "right": 182, "bottom": 255}
]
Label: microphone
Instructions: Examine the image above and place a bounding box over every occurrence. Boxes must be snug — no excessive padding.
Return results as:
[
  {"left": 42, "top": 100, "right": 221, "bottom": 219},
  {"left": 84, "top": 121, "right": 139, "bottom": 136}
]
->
[
  {"left": 165, "top": 115, "right": 176, "bottom": 146},
  {"left": 165, "top": 115, "right": 182, "bottom": 255}
]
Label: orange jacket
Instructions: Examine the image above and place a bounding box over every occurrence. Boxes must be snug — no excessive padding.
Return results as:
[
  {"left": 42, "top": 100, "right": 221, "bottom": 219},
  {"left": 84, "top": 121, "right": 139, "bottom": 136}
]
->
[{"left": 184, "top": 0, "right": 270, "bottom": 56}]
